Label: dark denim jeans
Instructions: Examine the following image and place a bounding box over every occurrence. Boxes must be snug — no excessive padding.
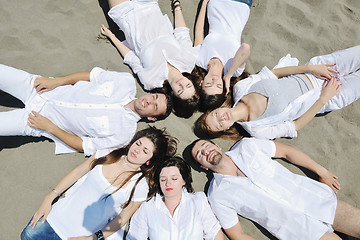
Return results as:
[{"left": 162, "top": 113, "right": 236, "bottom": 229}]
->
[{"left": 21, "top": 217, "right": 61, "bottom": 240}]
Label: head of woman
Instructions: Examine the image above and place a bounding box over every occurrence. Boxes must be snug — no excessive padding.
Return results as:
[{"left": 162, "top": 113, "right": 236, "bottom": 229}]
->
[
  {"left": 195, "top": 108, "right": 248, "bottom": 141},
  {"left": 91, "top": 126, "right": 177, "bottom": 206},
  {"left": 160, "top": 76, "right": 200, "bottom": 118},
  {"left": 154, "top": 156, "right": 194, "bottom": 198},
  {"left": 192, "top": 66, "right": 250, "bottom": 111}
]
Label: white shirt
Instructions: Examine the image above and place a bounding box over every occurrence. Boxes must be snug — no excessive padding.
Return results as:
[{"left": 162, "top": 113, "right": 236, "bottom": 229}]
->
[
  {"left": 109, "top": 1, "right": 199, "bottom": 90},
  {"left": 47, "top": 165, "right": 149, "bottom": 240},
  {"left": 25, "top": 67, "right": 141, "bottom": 155},
  {"left": 127, "top": 190, "right": 221, "bottom": 240},
  {"left": 196, "top": 0, "right": 250, "bottom": 77},
  {"left": 233, "top": 56, "right": 322, "bottom": 140},
  {"left": 208, "top": 138, "right": 337, "bottom": 240}
]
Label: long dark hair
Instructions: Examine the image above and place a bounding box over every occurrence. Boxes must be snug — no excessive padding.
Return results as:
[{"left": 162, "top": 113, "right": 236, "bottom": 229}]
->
[
  {"left": 191, "top": 66, "right": 251, "bottom": 111},
  {"left": 153, "top": 77, "right": 200, "bottom": 119},
  {"left": 153, "top": 156, "right": 194, "bottom": 196},
  {"left": 91, "top": 126, "right": 177, "bottom": 208}
]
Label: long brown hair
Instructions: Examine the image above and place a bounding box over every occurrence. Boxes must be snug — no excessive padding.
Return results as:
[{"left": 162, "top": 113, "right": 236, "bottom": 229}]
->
[{"left": 91, "top": 126, "right": 177, "bottom": 208}]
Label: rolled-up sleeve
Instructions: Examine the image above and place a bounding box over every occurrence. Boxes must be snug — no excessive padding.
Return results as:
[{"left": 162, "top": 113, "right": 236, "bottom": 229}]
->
[
  {"left": 195, "top": 193, "right": 222, "bottom": 240},
  {"left": 208, "top": 196, "right": 239, "bottom": 230},
  {"left": 127, "top": 203, "right": 149, "bottom": 240},
  {"left": 173, "top": 27, "right": 193, "bottom": 49},
  {"left": 249, "top": 120, "right": 298, "bottom": 140}
]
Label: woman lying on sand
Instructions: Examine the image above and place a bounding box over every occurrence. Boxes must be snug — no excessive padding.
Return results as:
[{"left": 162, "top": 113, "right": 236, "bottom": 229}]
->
[
  {"left": 100, "top": 0, "right": 200, "bottom": 118},
  {"left": 19, "top": 127, "right": 176, "bottom": 240},
  {"left": 196, "top": 45, "right": 360, "bottom": 140}
]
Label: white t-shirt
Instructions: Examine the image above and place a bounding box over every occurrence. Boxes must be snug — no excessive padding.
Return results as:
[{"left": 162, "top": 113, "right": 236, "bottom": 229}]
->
[
  {"left": 196, "top": 0, "right": 250, "bottom": 77},
  {"left": 25, "top": 67, "right": 140, "bottom": 155},
  {"left": 208, "top": 138, "right": 337, "bottom": 240},
  {"left": 47, "top": 165, "right": 149, "bottom": 239},
  {"left": 109, "top": 0, "right": 199, "bottom": 90},
  {"left": 127, "top": 190, "right": 221, "bottom": 240}
]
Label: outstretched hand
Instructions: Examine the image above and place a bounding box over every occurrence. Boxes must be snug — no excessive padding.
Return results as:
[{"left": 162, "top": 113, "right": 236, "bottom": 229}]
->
[
  {"left": 309, "top": 64, "right": 338, "bottom": 80},
  {"left": 29, "top": 195, "right": 54, "bottom": 228},
  {"left": 319, "top": 170, "right": 341, "bottom": 194},
  {"left": 27, "top": 111, "right": 55, "bottom": 132},
  {"left": 34, "top": 77, "right": 61, "bottom": 94},
  {"left": 100, "top": 24, "right": 114, "bottom": 38}
]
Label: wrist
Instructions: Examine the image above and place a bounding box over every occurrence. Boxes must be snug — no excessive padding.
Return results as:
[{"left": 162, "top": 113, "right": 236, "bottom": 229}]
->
[{"left": 94, "top": 230, "right": 105, "bottom": 240}]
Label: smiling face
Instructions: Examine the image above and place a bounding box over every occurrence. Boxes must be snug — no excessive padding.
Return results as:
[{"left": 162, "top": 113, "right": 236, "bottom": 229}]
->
[
  {"left": 191, "top": 140, "right": 223, "bottom": 170},
  {"left": 201, "top": 72, "right": 223, "bottom": 95},
  {"left": 205, "top": 107, "right": 235, "bottom": 132},
  {"left": 169, "top": 76, "right": 196, "bottom": 100},
  {"left": 134, "top": 93, "right": 167, "bottom": 119},
  {"left": 127, "top": 137, "right": 155, "bottom": 166},
  {"left": 159, "top": 166, "right": 185, "bottom": 199}
]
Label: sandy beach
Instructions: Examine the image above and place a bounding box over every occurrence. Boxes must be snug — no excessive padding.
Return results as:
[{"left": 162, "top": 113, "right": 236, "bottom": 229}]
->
[{"left": 1, "top": 0, "right": 360, "bottom": 239}]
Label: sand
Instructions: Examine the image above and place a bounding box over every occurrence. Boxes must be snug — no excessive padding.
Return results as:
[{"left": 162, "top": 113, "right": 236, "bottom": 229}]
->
[{"left": 0, "top": 0, "right": 359, "bottom": 239}]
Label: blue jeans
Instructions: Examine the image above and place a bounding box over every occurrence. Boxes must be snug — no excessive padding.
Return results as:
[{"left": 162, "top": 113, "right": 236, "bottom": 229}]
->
[
  {"left": 21, "top": 217, "right": 61, "bottom": 240},
  {"left": 232, "top": 0, "right": 252, "bottom": 8}
]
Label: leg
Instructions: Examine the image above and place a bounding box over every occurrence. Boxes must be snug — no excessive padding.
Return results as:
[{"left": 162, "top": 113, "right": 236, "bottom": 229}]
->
[
  {"left": 307, "top": 45, "right": 360, "bottom": 77},
  {"left": 20, "top": 217, "right": 61, "bottom": 240},
  {"left": 0, "top": 64, "right": 38, "bottom": 104},
  {"left": 0, "top": 109, "right": 28, "bottom": 136},
  {"left": 323, "top": 69, "right": 360, "bottom": 112},
  {"left": 332, "top": 200, "right": 360, "bottom": 238}
]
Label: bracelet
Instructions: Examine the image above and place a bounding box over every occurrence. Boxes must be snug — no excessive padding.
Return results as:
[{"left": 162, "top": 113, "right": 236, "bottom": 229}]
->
[
  {"left": 52, "top": 189, "right": 60, "bottom": 197},
  {"left": 171, "top": 0, "right": 182, "bottom": 12},
  {"left": 95, "top": 230, "right": 105, "bottom": 240}
]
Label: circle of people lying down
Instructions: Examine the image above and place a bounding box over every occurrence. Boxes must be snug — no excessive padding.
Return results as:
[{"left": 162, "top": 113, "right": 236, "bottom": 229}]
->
[{"left": 5, "top": 0, "right": 359, "bottom": 239}]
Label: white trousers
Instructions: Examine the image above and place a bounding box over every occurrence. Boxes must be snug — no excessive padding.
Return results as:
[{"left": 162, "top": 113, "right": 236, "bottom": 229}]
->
[
  {"left": 0, "top": 64, "right": 39, "bottom": 136},
  {"left": 307, "top": 45, "right": 360, "bottom": 112}
]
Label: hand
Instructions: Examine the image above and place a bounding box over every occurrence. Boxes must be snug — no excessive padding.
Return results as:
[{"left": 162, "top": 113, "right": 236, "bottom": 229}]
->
[
  {"left": 319, "top": 170, "right": 341, "bottom": 193},
  {"left": 319, "top": 77, "right": 341, "bottom": 104},
  {"left": 309, "top": 64, "right": 338, "bottom": 80},
  {"left": 29, "top": 195, "right": 53, "bottom": 228},
  {"left": 223, "top": 75, "right": 231, "bottom": 96},
  {"left": 27, "top": 111, "right": 55, "bottom": 132},
  {"left": 34, "top": 77, "right": 61, "bottom": 94},
  {"left": 68, "top": 236, "right": 95, "bottom": 240},
  {"left": 100, "top": 24, "right": 114, "bottom": 38}
]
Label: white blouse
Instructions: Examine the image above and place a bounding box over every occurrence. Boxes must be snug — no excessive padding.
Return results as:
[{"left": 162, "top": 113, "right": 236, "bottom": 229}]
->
[
  {"left": 26, "top": 67, "right": 141, "bottom": 155},
  {"left": 47, "top": 165, "right": 149, "bottom": 240},
  {"left": 127, "top": 190, "right": 221, "bottom": 240},
  {"left": 196, "top": 0, "right": 250, "bottom": 77},
  {"left": 109, "top": 0, "right": 199, "bottom": 90},
  {"left": 208, "top": 138, "right": 336, "bottom": 240}
]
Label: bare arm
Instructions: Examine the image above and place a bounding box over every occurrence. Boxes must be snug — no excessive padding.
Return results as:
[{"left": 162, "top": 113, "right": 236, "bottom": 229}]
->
[
  {"left": 274, "top": 142, "right": 340, "bottom": 193},
  {"left": 34, "top": 72, "right": 90, "bottom": 94},
  {"left": 214, "top": 229, "right": 225, "bottom": 240},
  {"left": 100, "top": 24, "right": 130, "bottom": 58},
  {"left": 293, "top": 77, "right": 341, "bottom": 132},
  {"left": 224, "top": 222, "right": 255, "bottom": 240},
  {"left": 223, "top": 43, "right": 250, "bottom": 95},
  {"left": 194, "top": 0, "right": 209, "bottom": 46},
  {"left": 69, "top": 201, "right": 143, "bottom": 240},
  {"left": 172, "top": 0, "right": 187, "bottom": 28},
  {"left": 27, "top": 111, "right": 84, "bottom": 152},
  {"left": 271, "top": 64, "right": 338, "bottom": 79},
  {"left": 29, "top": 155, "right": 94, "bottom": 228}
]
